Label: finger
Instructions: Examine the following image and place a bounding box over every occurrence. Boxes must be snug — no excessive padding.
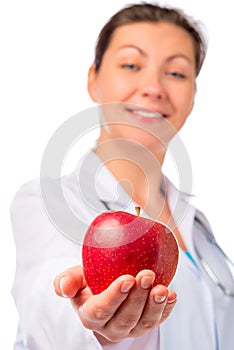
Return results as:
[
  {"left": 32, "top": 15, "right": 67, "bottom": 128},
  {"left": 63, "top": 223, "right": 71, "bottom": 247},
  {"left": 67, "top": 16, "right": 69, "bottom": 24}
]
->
[
  {"left": 54, "top": 265, "right": 87, "bottom": 298},
  {"left": 78, "top": 274, "right": 135, "bottom": 329},
  {"left": 160, "top": 288, "right": 177, "bottom": 324},
  {"left": 104, "top": 270, "right": 155, "bottom": 340},
  {"left": 130, "top": 284, "right": 169, "bottom": 337},
  {"left": 167, "top": 288, "right": 177, "bottom": 304}
]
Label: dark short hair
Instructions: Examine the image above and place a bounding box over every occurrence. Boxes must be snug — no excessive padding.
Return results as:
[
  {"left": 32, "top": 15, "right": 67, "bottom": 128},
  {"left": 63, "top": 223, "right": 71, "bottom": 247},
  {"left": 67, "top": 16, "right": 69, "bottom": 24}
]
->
[{"left": 94, "top": 2, "right": 207, "bottom": 76}]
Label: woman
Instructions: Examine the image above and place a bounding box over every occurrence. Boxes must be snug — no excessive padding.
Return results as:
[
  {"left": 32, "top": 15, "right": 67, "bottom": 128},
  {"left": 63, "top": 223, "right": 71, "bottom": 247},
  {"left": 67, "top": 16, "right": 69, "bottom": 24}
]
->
[{"left": 11, "top": 2, "right": 234, "bottom": 349}]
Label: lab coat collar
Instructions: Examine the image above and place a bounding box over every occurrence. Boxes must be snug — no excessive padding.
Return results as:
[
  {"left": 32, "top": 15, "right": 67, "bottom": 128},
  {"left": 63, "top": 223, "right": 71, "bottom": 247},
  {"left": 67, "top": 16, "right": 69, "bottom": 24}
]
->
[{"left": 165, "top": 178, "right": 196, "bottom": 255}]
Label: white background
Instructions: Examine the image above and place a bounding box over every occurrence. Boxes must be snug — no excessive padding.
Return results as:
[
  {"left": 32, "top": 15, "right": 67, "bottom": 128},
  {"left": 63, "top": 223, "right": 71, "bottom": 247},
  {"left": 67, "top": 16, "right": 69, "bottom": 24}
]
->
[{"left": 1, "top": 0, "right": 233, "bottom": 347}]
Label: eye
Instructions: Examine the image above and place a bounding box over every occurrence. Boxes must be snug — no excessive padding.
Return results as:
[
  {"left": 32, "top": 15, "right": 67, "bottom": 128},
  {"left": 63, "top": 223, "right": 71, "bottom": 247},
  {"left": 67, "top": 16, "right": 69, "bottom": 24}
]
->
[
  {"left": 121, "top": 63, "right": 140, "bottom": 71},
  {"left": 168, "top": 71, "right": 186, "bottom": 79}
]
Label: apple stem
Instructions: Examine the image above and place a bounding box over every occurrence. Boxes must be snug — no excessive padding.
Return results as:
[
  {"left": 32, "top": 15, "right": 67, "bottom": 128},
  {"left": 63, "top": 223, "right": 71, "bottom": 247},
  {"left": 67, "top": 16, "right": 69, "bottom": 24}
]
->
[{"left": 135, "top": 206, "right": 141, "bottom": 216}]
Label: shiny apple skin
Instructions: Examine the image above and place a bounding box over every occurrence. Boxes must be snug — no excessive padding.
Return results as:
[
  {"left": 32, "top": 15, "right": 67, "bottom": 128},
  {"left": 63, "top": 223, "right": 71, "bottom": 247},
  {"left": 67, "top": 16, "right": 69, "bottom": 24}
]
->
[{"left": 82, "top": 211, "right": 179, "bottom": 294}]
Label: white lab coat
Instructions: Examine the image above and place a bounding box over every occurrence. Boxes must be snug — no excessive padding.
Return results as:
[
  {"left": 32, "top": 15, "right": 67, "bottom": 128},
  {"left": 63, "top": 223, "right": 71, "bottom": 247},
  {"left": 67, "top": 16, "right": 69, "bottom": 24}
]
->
[{"left": 11, "top": 151, "right": 234, "bottom": 349}]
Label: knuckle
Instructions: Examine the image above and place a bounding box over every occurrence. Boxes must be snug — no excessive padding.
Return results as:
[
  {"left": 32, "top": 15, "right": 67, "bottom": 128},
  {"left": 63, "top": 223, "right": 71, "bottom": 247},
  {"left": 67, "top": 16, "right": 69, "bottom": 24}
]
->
[
  {"left": 141, "top": 319, "right": 158, "bottom": 330},
  {"left": 117, "top": 315, "right": 138, "bottom": 329},
  {"left": 134, "top": 295, "right": 146, "bottom": 306},
  {"left": 94, "top": 308, "right": 112, "bottom": 321},
  {"left": 81, "top": 303, "right": 112, "bottom": 323}
]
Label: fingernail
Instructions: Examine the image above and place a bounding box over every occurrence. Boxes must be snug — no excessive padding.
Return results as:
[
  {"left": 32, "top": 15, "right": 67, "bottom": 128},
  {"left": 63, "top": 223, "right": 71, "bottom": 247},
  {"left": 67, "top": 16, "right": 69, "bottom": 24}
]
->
[
  {"left": 167, "top": 298, "right": 177, "bottom": 304},
  {"left": 140, "top": 276, "right": 155, "bottom": 289},
  {"left": 59, "top": 276, "right": 69, "bottom": 298},
  {"left": 121, "top": 281, "right": 135, "bottom": 293},
  {"left": 154, "top": 295, "right": 167, "bottom": 303}
]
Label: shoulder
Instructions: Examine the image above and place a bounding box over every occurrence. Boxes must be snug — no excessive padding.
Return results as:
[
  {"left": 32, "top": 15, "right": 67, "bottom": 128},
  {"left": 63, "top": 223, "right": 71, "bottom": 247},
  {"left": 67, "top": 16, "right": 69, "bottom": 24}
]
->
[
  {"left": 10, "top": 178, "right": 41, "bottom": 215},
  {"left": 10, "top": 178, "right": 51, "bottom": 242},
  {"left": 10, "top": 171, "right": 96, "bottom": 246},
  {"left": 10, "top": 174, "right": 77, "bottom": 228},
  {"left": 10, "top": 172, "right": 78, "bottom": 215}
]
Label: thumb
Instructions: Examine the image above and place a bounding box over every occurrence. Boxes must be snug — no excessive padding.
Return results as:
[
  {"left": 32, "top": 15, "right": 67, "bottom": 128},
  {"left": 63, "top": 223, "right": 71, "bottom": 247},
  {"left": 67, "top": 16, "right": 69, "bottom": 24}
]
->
[{"left": 54, "top": 265, "right": 87, "bottom": 298}]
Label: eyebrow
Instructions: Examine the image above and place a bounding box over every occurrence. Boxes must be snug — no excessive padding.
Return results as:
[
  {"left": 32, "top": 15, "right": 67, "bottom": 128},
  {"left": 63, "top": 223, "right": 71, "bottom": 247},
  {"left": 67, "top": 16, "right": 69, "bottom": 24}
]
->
[
  {"left": 166, "top": 54, "right": 193, "bottom": 65},
  {"left": 117, "top": 45, "right": 147, "bottom": 57},
  {"left": 117, "top": 45, "right": 193, "bottom": 65}
]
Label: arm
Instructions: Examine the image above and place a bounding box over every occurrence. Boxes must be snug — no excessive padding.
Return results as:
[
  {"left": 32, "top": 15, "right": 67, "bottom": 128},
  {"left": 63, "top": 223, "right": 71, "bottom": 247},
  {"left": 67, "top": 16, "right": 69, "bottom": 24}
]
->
[{"left": 10, "top": 180, "right": 105, "bottom": 349}]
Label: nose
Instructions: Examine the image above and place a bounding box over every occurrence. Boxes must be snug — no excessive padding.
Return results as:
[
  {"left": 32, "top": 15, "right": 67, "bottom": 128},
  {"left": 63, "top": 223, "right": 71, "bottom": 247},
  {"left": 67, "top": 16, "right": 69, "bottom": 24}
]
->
[{"left": 139, "top": 74, "right": 166, "bottom": 100}]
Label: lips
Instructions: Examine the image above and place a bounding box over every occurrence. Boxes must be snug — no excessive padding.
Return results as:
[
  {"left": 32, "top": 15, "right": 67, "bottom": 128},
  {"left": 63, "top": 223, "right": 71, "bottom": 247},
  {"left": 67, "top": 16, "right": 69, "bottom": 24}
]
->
[{"left": 126, "top": 106, "right": 168, "bottom": 122}]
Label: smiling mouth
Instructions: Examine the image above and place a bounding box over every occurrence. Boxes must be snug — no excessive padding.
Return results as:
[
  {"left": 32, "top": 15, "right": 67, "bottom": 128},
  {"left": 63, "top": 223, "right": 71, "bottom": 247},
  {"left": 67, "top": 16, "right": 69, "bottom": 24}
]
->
[{"left": 126, "top": 107, "right": 167, "bottom": 119}]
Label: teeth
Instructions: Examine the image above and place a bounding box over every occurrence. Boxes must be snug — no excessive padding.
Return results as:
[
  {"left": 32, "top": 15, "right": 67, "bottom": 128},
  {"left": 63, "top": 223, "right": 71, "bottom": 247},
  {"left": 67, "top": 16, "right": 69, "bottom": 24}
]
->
[{"left": 133, "top": 110, "right": 163, "bottom": 118}]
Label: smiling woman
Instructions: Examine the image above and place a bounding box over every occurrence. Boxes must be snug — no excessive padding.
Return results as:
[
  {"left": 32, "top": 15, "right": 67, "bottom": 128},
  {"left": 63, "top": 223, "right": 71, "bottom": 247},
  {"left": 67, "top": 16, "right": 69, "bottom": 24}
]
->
[
  {"left": 9, "top": 2, "right": 234, "bottom": 350},
  {"left": 88, "top": 22, "right": 197, "bottom": 154}
]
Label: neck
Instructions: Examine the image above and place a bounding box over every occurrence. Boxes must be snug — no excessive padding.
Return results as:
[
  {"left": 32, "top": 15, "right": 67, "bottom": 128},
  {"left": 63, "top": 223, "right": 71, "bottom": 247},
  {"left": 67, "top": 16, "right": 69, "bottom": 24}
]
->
[{"left": 94, "top": 136, "right": 167, "bottom": 211}]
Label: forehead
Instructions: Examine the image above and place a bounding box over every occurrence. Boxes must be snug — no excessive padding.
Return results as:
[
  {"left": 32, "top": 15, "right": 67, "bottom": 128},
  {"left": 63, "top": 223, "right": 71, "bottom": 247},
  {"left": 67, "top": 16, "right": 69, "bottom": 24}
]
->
[{"left": 108, "top": 21, "right": 195, "bottom": 56}]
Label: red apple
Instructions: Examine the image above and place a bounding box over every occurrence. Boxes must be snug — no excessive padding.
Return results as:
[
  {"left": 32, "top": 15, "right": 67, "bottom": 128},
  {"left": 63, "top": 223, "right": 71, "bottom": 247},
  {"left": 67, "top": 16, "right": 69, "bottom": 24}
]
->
[{"left": 82, "top": 209, "right": 179, "bottom": 294}]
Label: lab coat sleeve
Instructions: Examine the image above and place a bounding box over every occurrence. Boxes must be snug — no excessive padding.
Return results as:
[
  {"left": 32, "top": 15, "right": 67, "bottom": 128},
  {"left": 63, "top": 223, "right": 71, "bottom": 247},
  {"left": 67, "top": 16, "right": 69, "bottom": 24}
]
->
[
  {"left": 10, "top": 179, "right": 160, "bottom": 350},
  {"left": 10, "top": 179, "right": 104, "bottom": 349}
]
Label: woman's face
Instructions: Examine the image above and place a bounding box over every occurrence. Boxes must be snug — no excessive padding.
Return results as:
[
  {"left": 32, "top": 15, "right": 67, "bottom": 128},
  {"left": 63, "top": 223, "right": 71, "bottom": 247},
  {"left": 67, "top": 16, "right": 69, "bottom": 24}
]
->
[{"left": 88, "top": 22, "right": 197, "bottom": 149}]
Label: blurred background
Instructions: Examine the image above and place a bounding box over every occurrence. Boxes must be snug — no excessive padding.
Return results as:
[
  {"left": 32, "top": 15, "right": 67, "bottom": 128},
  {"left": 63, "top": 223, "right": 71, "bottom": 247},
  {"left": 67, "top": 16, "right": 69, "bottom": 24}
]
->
[{"left": 1, "top": 0, "right": 233, "bottom": 347}]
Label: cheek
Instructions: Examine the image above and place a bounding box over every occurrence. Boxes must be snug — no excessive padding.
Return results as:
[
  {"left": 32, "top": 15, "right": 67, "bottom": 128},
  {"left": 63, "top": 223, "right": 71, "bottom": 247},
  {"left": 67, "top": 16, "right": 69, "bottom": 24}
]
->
[
  {"left": 95, "top": 71, "right": 135, "bottom": 103},
  {"left": 171, "top": 86, "right": 195, "bottom": 131},
  {"left": 176, "top": 85, "right": 195, "bottom": 115}
]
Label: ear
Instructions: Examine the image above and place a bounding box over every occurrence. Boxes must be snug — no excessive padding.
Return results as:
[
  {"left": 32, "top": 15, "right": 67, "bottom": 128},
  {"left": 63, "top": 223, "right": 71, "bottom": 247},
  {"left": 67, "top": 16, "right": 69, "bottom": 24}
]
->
[{"left": 87, "top": 63, "right": 98, "bottom": 102}]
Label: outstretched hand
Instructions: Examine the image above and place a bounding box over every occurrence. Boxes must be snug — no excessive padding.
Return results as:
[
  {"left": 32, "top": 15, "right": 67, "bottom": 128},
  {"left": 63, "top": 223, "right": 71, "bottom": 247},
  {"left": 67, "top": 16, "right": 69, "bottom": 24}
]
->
[{"left": 54, "top": 266, "right": 177, "bottom": 345}]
